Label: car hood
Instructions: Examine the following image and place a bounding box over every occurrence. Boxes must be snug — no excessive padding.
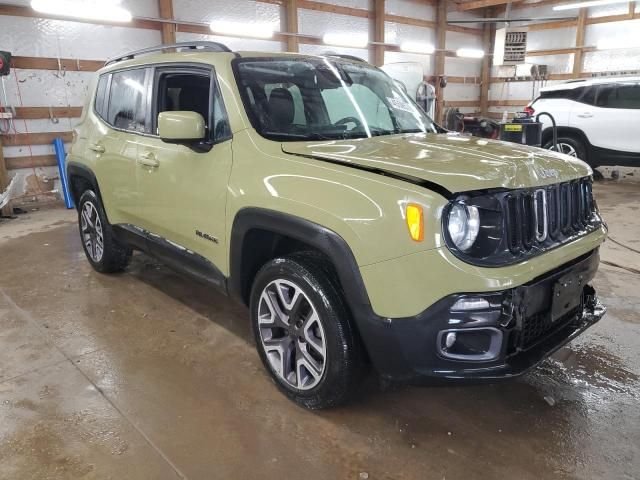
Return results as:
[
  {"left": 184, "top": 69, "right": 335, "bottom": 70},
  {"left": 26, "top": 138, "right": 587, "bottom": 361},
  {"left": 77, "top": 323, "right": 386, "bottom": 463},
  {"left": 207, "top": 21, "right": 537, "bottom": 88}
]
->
[{"left": 281, "top": 132, "right": 591, "bottom": 195}]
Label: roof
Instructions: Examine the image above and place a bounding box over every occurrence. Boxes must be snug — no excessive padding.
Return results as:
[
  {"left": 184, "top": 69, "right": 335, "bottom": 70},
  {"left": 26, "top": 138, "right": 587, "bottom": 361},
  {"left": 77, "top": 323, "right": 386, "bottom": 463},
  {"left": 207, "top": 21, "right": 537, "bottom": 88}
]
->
[{"left": 540, "top": 76, "right": 640, "bottom": 92}]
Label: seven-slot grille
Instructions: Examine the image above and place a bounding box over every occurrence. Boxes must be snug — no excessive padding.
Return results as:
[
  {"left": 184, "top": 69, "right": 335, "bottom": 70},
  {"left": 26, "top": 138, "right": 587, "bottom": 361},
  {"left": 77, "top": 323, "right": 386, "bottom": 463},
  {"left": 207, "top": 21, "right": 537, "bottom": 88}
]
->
[{"left": 505, "top": 178, "right": 595, "bottom": 253}]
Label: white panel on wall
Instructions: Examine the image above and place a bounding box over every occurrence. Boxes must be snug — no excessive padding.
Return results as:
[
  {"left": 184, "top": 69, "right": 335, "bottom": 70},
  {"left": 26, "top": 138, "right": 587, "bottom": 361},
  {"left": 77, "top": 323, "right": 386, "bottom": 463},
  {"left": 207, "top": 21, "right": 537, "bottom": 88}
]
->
[
  {"left": 384, "top": 21, "right": 434, "bottom": 46},
  {"left": 0, "top": 17, "right": 161, "bottom": 59},
  {"left": 299, "top": 44, "right": 371, "bottom": 63},
  {"left": 588, "top": 3, "right": 631, "bottom": 18},
  {"left": 298, "top": 9, "right": 370, "bottom": 39},
  {"left": 173, "top": 0, "right": 281, "bottom": 27},
  {"left": 4, "top": 145, "right": 61, "bottom": 158},
  {"left": 2, "top": 70, "right": 93, "bottom": 107},
  {"left": 585, "top": 19, "right": 640, "bottom": 49},
  {"left": 322, "top": 0, "right": 371, "bottom": 10},
  {"left": 175, "top": 32, "right": 283, "bottom": 53},
  {"left": 1, "top": 0, "right": 158, "bottom": 16},
  {"left": 526, "top": 27, "right": 576, "bottom": 50},
  {"left": 383, "top": 51, "right": 433, "bottom": 76},
  {"left": 583, "top": 49, "right": 640, "bottom": 72},
  {"left": 447, "top": 10, "right": 482, "bottom": 30},
  {"left": 442, "top": 83, "right": 480, "bottom": 102},
  {"left": 445, "top": 57, "right": 481, "bottom": 77},
  {"left": 385, "top": 0, "right": 434, "bottom": 21},
  {"left": 445, "top": 31, "right": 482, "bottom": 51}
]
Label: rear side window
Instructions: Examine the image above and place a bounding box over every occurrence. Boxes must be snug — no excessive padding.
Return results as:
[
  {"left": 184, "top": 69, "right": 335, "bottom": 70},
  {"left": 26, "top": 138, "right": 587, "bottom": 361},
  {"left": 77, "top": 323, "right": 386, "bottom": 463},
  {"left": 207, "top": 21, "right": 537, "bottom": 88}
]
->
[
  {"left": 596, "top": 83, "right": 640, "bottom": 109},
  {"left": 107, "top": 68, "right": 148, "bottom": 133},
  {"left": 94, "top": 74, "right": 108, "bottom": 117},
  {"left": 539, "top": 86, "right": 596, "bottom": 106}
]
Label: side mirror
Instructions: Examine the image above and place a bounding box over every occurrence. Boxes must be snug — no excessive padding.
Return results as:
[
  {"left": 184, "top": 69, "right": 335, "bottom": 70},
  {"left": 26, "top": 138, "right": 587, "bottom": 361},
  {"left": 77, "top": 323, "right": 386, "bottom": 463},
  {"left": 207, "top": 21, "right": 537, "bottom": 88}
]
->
[{"left": 158, "top": 111, "right": 205, "bottom": 143}]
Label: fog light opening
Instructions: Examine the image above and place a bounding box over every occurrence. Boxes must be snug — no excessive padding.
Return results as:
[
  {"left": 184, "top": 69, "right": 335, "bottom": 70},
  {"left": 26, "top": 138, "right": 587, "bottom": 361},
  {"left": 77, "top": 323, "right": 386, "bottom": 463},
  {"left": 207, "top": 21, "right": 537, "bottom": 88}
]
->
[
  {"left": 451, "top": 297, "right": 491, "bottom": 311},
  {"left": 437, "top": 327, "right": 503, "bottom": 362}
]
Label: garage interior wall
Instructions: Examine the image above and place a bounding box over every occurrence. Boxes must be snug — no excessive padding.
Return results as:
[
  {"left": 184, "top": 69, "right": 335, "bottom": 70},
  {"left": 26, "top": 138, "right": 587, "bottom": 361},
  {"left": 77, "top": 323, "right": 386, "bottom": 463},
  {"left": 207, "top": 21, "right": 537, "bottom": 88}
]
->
[{"left": 0, "top": 0, "right": 638, "bottom": 205}]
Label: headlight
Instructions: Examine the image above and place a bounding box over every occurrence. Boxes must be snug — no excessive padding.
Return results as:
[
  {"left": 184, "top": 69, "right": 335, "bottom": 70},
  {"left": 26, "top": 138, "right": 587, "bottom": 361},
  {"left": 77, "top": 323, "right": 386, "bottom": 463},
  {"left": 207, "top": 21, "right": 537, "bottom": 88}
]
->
[
  {"left": 444, "top": 195, "right": 504, "bottom": 261},
  {"left": 447, "top": 203, "right": 480, "bottom": 251}
]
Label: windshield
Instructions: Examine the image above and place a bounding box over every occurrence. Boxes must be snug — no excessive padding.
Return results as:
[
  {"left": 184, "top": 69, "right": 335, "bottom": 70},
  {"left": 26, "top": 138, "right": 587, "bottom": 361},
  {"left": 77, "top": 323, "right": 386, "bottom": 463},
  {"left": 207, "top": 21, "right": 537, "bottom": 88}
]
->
[{"left": 234, "top": 57, "right": 437, "bottom": 141}]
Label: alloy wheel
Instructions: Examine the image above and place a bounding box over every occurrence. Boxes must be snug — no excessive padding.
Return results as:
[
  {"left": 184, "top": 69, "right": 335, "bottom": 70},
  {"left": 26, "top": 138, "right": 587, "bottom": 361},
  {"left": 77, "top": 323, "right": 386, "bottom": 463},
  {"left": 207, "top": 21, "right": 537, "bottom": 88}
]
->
[
  {"left": 553, "top": 142, "right": 578, "bottom": 157},
  {"left": 257, "top": 279, "right": 327, "bottom": 390},
  {"left": 80, "top": 201, "right": 104, "bottom": 262}
]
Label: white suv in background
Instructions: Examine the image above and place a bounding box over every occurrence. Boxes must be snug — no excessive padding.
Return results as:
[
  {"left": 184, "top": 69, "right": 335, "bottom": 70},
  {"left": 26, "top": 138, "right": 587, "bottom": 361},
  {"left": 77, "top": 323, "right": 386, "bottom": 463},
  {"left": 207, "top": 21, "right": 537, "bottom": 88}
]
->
[{"left": 526, "top": 77, "right": 640, "bottom": 173}]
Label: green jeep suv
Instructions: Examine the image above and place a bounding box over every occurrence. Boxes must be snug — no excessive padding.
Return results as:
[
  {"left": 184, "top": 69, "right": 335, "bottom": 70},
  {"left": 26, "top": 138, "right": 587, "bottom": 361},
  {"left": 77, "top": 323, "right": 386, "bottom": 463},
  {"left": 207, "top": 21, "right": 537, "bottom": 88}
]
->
[{"left": 67, "top": 42, "right": 607, "bottom": 409}]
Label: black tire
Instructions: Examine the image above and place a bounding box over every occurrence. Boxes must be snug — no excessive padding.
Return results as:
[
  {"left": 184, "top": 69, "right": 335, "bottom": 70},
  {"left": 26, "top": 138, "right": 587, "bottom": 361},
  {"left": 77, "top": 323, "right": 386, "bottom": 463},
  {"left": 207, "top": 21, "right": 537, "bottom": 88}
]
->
[
  {"left": 544, "top": 135, "right": 589, "bottom": 164},
  {"left": 250, "top": 252, "right": 365, "bottom": 409},
  {"left": 77, "top": 190, "right": 132, "bottom": 273}
]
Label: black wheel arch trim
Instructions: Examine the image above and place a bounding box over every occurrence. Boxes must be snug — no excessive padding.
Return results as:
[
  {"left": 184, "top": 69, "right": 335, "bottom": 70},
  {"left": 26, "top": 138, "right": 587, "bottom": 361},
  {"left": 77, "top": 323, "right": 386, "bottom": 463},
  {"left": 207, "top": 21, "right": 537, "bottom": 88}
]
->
[
  {"left": 228, "top": 207, "right": 372, "bottom": 309},
  {"left": 67, "top": 161, "right": 104, "bottom": 211}
]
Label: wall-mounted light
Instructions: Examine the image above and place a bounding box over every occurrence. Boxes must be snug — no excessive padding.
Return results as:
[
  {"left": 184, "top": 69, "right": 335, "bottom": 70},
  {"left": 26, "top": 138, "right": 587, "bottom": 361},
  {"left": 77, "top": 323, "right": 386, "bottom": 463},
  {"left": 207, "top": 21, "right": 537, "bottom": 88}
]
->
[
  {"left": 553, "top": 0, "right": 628, "bottom": 10},
  {"left": 210, "top": 20, "right": 275, "bottom": 39},
  {"left": 456, "top": 48, "right": 485, "bottom": 58},
  {"left": 31, "top": 0, "right": 132, "bottom": 22},
  {"left": 400, "top": 41, "right": 435, "bottom": 54},
  {"left": 322, "top": 33, "right": 368, "bottom": 49}
]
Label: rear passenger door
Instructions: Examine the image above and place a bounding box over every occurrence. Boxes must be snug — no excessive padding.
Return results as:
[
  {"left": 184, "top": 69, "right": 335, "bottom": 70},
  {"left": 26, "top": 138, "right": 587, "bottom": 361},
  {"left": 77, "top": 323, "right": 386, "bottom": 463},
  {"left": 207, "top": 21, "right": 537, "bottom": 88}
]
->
[
  {"left": 89, "top": 67, "right": 151, "bottom": 226},
  {"left": 134, "top": 65, "right": 233, "bottom": 272},
  {"left": 572, "top": 82, "right": 640, "bottom": 153}
]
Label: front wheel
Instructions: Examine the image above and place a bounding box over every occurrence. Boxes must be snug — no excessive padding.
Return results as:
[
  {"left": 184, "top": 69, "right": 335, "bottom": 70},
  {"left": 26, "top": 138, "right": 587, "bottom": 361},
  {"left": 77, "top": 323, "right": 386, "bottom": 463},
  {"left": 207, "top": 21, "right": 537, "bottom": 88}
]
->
[
  {"left": 250, "top": 253, "right": 365, "bottom": 409},
  {"left": 544, "top": 136, "right": 588, "bottom": 162}
]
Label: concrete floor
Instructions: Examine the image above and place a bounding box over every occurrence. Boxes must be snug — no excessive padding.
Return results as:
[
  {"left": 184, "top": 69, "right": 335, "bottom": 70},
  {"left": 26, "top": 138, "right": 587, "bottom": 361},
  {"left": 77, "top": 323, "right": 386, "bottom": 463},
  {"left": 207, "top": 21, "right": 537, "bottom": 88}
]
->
[{"left": 1, "top": 180, "right": 639, "bottom": 480}]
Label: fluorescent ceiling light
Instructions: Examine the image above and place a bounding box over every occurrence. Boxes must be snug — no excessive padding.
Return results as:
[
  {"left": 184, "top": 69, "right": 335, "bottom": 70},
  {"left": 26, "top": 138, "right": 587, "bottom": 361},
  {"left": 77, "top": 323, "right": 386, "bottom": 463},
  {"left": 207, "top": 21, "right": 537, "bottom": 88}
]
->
[
  {"left": 210, "top": 20, "right": 275, "bottom": 39},
  {"left": 400, "top": 41, "right": 435, "bottom": 54},
  {"left": 456, "top": 48, "right": 484, "bottom": 58},
  {"left": 553, "top": 0, "right": 628, "bottom": 11},
  {"left": 322, "top": 33, "right": 368, "bottom": 49},
  {"left": 30, "top": 0, "right": 132, "bottom": 22}
]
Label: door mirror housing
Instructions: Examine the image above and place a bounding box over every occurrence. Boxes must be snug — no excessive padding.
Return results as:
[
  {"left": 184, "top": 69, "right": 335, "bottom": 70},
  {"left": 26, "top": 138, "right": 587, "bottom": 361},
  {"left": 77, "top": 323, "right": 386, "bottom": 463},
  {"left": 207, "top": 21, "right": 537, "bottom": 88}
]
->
[{"left": 158, "top": 111, "right": 206, "bottom": 142}]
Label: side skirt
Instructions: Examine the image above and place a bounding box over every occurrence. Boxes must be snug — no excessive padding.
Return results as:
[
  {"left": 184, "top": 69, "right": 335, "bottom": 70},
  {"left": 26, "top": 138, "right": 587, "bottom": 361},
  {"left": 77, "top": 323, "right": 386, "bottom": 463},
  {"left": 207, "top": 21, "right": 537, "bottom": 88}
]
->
[{"left": 112, "top": 224, "right": 228, "bottom": 293}]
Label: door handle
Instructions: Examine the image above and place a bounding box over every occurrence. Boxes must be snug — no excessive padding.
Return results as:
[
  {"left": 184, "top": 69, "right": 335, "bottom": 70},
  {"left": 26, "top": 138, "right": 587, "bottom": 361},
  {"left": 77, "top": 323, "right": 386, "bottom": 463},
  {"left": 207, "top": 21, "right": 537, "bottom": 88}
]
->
[
  {"left": 137, "top": 151, "right": 159, "bottom": 168},
  {"left": 88, "top": 143, "right": 105, "bottom": 153},
  {"left": 577, "top": 112, "right": 593, "bottom": 118}
]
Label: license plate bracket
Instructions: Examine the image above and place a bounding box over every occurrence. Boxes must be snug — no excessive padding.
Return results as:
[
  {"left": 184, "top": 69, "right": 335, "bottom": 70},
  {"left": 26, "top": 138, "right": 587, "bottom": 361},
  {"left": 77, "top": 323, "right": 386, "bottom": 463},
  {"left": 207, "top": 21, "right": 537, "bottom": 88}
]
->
[{"left": 551, "top": 272, "right": 584, "bottom": 322}]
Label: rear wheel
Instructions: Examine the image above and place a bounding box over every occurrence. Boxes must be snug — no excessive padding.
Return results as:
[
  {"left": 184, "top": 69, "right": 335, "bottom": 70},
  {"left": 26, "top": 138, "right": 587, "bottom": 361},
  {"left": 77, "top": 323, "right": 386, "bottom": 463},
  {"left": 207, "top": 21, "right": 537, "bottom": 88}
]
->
[
  {"left": 250, "top": 253, "right": 365, "bottom": 409},
  {"left": 78, "top": 190, "right": 132, "bottom": 273}
]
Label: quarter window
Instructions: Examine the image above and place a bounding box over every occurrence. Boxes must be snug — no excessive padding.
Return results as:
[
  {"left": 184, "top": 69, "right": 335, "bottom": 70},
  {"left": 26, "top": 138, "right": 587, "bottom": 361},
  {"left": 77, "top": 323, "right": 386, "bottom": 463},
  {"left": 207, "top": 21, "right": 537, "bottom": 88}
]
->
[
  {"left": 94, "top": 74, "right": 108, "bottom": 117},
  {"left": 107, "top": 69, "right": 148, "bottom": 133}
]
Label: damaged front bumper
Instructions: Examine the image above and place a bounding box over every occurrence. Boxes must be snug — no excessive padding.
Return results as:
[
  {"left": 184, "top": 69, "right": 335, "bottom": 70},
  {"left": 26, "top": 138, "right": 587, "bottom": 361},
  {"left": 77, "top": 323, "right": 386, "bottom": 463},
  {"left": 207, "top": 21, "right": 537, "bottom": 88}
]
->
[{"left": 363, "top": 249, "right": 606, "bottom": 382}]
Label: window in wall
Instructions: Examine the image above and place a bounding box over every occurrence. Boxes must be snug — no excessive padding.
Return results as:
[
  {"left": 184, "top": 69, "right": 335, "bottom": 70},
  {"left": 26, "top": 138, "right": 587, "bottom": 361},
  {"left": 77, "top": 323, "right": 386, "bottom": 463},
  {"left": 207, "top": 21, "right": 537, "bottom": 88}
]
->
[
  {"left": 156, "top": 70, "right": 231, "bottom": 142},
  {"left": 107, "top": 69, "right": 148, "bottom": 133},
  {"left": 596, "top": 83, "right": 640, "bottom": 109}
]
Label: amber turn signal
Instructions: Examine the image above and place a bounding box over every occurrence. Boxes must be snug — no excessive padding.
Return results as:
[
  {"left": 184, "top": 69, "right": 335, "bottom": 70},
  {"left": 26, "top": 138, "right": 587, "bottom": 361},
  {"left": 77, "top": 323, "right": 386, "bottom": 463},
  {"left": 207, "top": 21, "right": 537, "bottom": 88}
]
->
[{"left": 406, "top": 204, "right": 424, "bottom": 242}]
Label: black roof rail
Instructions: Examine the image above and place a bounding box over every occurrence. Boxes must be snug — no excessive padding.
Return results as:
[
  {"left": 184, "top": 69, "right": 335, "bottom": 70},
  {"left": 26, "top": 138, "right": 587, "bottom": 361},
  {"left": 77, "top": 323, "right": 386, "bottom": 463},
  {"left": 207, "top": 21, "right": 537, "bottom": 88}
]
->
[
  {"left": 104, "top": 41, "right": 232, "bottom": 66},
  {"left": 325, "top": 54, "right": 367, "bottom": 63}
]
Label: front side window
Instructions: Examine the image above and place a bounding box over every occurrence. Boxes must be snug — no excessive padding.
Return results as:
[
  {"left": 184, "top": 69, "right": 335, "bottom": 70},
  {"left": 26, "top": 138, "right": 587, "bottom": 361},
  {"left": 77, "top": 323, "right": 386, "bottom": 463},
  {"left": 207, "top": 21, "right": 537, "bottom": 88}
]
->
[
  {"left": 596, "top": 82, "right": 640, "bottom": 109},
  {"left": 155, "top": 68, "right": 231, "bottom": 142},
  {"left": 234, "top": 57, "right": 435, "bottom": 141},
  {"left": 107, "top": 69, "right": 148, "bottom": 133}
]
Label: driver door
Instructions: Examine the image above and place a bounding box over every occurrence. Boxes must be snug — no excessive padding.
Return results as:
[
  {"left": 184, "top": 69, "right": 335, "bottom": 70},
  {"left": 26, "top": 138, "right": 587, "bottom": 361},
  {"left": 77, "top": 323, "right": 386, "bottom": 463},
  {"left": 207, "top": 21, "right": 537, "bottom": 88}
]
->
[{"left": 134, "top": 65, "right": 233, "bottom": 272}]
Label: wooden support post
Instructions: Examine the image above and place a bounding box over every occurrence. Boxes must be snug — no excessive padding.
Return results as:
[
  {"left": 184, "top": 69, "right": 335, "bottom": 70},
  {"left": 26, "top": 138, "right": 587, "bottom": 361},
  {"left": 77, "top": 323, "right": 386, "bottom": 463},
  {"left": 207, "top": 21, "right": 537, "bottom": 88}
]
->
[
  {"left": 285, "top": 0, "right": 299, "bottom": 53},
  {"left": 479, "top": 9, "right": 493, "bottom": 117},
  {"left": 374, "top": 0, "right": 385, "bottom": 66},
  {"left": 0, "top": 137, "right": 12, "bottom": 217},
  {"left": 572, "top": 7, "right": 587, "bottom": 78},
  {"left": 158, "top": 0, "right": 176, "bottom": 44},
  {"left": 434, "top": 0, "right": 447, "bottom": 124}
]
